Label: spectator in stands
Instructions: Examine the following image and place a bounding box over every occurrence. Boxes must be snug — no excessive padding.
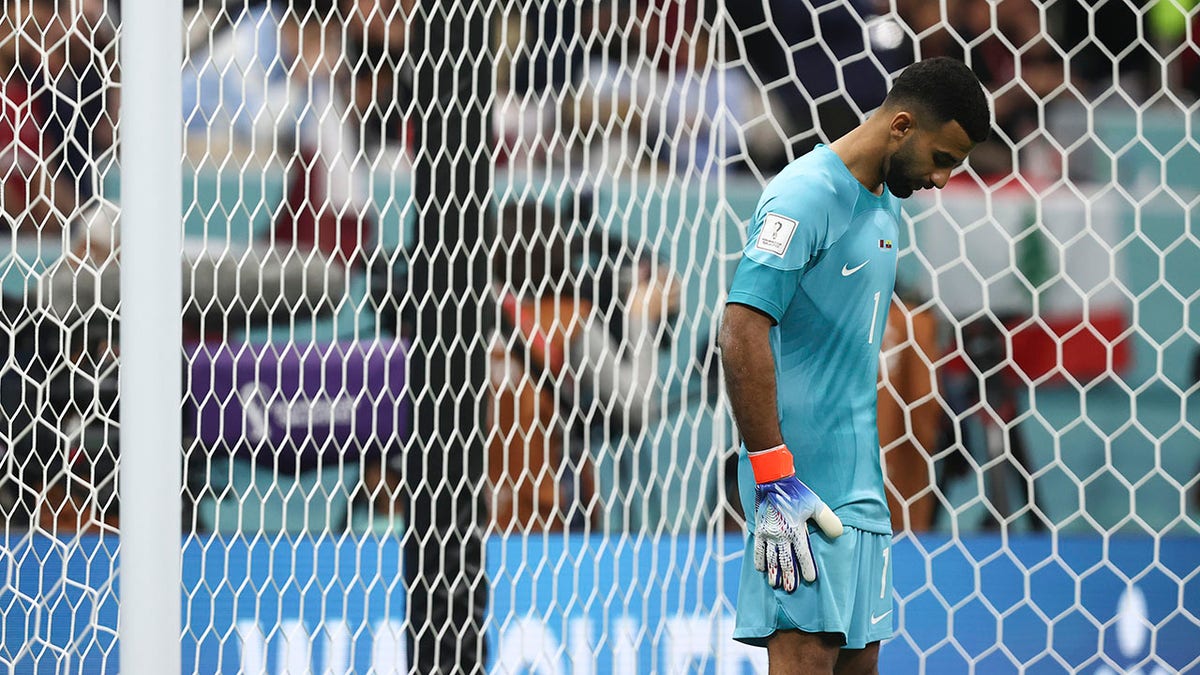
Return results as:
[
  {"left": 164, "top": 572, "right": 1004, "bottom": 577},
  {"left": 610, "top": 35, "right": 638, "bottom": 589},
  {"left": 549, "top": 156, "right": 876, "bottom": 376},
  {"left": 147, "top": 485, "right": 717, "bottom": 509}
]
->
[
  {"left": 647, "top": 1, "right": 783, "bottom": 174},
  {"left": 892, "top": 0, "right": 1068, "bottom": 179},
  {"left": 493, "top": 1, "right": 585, "bottom": 169},
  {"left": 888, "top": 0, "right": 957, "bottom": 60},
  {"left": 182, "top": 0, "right": 370, "bottom": 268},
  {"left": 564, "top": 0, "right": 784, "bottom": 176},
  {"left": 1061, "top": 0, "right": 1157, "bottom": 101},
  {"left": 725, "top": 0, "right": 910, "bottom": 167},
  {"left": 18, "top": 0, "right": 118, "bottom": 206},
  {"left": 487, "top": 200, "right": 678, "bottom": 532},
  {"left": 0, "top": 281, "right": 120, "bottom": 535},
  {"left": 1146, "top": 0, "right": 1200, "bottom": 100},
  {"left": 567, "top": 2, "right": 655, "bottom": 177},
  {"left": 497, "top": 0, "right": 782, "bottom": 174},
  {"left": 0, "top": 0, "right": 77, "bottom": 234},
  {"left": 29, "top": 425, "right": 120, "bottom": 535},
  {"left": 341, "top": 0, "right": 414, "bottom": 156},
  {"left": 960, "top": 0, "right": 1066, "bottom": 180},
  {"left": 878, "top": 290, "right": 943, "bottom": 532}
]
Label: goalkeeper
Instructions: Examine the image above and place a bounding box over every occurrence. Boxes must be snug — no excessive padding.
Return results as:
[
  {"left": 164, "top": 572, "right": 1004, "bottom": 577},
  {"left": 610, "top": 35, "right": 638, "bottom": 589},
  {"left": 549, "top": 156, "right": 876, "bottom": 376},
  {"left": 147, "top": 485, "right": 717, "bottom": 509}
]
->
[{"left": 719, "top": 57, "right": 990, "bottom": 673}]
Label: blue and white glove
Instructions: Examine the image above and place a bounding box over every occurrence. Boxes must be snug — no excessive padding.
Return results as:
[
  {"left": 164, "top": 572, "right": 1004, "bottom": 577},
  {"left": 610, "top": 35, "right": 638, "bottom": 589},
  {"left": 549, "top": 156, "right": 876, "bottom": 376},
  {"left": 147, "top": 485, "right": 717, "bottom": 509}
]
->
[{"left": 750, "top": 445, "right": 844, "bottom": 592}]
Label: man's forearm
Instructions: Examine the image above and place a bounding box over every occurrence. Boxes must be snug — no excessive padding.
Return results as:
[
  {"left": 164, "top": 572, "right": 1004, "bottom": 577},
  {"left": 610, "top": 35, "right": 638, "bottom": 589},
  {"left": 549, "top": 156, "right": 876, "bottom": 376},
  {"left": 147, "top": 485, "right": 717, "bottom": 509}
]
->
[{"left": 718, "top": 306, "right": 785, "bottom": 452}]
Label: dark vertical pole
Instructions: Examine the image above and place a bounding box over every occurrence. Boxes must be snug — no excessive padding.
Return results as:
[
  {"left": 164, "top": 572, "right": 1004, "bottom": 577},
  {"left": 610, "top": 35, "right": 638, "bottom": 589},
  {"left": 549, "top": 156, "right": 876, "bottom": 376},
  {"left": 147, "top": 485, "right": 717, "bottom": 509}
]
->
[{"left": 407, "top": 0, "right": 492, "bottom": 673}]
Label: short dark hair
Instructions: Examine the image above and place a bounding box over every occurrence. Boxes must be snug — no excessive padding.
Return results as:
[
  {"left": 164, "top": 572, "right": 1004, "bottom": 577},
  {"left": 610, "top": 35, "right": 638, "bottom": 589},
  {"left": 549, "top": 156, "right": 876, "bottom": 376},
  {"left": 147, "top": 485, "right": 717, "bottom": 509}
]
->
[{"left": 884, "top": 57, "right": 991, "bottom": 144}]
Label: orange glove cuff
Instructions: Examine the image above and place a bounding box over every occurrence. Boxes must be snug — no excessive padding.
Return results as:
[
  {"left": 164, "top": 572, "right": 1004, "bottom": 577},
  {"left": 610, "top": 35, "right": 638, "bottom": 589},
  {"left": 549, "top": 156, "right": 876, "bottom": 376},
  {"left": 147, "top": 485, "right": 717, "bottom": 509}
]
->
[{"left": 748, "top": 445, "right": 795, "bottom": 484}]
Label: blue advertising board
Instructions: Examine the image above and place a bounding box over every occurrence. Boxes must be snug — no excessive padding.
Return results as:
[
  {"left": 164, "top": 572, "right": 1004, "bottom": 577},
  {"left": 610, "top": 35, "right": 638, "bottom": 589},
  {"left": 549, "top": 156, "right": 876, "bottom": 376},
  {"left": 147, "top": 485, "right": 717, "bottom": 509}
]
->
[{"left": 1, "top": 534, "right": 1197, "bottom": 673}]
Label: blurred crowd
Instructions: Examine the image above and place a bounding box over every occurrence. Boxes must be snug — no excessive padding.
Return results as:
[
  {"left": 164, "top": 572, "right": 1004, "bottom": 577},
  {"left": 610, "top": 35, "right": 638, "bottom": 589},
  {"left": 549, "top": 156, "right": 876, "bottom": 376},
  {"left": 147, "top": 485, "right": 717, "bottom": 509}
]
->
[
  {"left": 6, "top": 0, "right": 1200, "bottom": 240},
  {"left": 3, "top": 0, "right": 1199, "bottom": 537},
  {"left": 8, "top": 0, "right": 1200, "bottom": 233},
  {"left": 0, "top": 0, "right": 116, "bottom": 235},
  {"left": 501, "top": 0, "right": 1200, "bottom": 182}
]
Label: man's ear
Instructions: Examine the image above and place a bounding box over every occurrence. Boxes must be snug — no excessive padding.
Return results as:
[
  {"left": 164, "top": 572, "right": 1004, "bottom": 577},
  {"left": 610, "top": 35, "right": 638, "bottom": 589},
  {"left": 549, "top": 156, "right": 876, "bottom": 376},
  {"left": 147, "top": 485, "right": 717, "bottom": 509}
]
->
[{"left": 890, "top": 111, "right": 914, "bottom": 140}]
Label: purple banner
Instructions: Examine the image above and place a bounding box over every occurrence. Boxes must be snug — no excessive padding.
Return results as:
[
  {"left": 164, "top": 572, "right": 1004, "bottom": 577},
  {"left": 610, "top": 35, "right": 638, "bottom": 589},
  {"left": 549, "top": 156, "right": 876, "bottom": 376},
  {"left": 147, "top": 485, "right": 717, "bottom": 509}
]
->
[{"left": 186, "top": 340, "right": 410, "bottom": 469}]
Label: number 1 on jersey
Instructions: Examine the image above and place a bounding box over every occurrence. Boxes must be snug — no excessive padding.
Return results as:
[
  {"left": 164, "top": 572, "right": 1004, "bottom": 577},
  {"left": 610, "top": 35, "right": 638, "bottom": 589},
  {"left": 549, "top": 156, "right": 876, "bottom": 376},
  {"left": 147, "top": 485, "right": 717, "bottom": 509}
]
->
[
  {"left": 881, "top": 546, "right": 890, "bottom": 599},
  {"left": 868, "top": 291, "right": 881, "bottom": 345}
]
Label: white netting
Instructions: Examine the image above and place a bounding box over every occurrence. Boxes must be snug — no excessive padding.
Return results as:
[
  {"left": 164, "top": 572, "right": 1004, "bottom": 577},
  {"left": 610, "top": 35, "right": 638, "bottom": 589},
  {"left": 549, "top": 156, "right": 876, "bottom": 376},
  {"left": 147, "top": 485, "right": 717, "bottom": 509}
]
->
[{"left": 1, "top": 0, "right": 1198, "bottom": 673}]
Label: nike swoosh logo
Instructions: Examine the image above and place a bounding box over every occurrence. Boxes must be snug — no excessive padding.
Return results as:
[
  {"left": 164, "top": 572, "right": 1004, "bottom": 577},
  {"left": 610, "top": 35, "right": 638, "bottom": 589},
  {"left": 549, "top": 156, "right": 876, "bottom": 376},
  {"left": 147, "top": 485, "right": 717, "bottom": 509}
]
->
[
  {"left": 841, "top": 260, "right": 869, "bottom": 276},
  {"left": 870, "top": 610, "right": 892, "bottom": 625}
]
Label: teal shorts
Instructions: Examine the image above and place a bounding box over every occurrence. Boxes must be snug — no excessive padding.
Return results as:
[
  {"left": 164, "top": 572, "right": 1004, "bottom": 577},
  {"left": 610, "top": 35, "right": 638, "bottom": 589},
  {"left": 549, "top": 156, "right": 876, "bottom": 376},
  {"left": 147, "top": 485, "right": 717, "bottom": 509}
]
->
[{"left": 733, "top": 525, "right": 894, "bottom": 649}]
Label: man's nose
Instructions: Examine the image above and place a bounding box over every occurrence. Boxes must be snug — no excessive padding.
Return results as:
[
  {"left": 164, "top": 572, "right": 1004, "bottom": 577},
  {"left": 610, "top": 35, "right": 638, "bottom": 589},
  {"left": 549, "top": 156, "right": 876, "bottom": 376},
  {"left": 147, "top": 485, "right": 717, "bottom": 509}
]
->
[{"left": 931, "top": 170, "right": 951, "bottom": 189}]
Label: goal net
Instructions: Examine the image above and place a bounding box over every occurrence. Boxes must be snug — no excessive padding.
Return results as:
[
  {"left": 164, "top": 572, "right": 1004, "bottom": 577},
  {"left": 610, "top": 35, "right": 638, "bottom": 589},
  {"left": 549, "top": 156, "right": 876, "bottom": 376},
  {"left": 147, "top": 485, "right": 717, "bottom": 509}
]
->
[{"left": 1, "top": 0, "right": 1198, "bottom": 673}]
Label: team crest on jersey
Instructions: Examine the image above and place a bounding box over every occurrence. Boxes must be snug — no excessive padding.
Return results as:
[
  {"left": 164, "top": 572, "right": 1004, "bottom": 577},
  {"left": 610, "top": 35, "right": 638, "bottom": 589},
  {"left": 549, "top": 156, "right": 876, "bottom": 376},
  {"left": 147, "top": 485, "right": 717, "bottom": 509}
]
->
[
  {"left": 879, "top": 239, "right": 893, "bottom": 249},
  {"left": 756, "top": 212, "right": 798, "bottom": 256}
]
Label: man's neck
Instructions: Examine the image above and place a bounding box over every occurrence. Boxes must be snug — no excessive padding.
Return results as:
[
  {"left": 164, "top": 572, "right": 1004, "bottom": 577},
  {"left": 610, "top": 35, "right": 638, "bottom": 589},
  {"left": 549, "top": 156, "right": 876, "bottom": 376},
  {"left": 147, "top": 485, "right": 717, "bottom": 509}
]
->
[{"left": 828, "top": 120, "right": 889, "bottom": 196}]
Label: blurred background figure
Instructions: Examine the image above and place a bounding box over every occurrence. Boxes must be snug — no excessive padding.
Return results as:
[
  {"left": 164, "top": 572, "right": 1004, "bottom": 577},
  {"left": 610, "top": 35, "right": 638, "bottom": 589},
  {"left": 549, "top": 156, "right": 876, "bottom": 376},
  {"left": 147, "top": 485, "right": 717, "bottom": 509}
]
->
[
  {"left": 18, "top": 0, "right": 118, "bottom": 207},
  {"left": 566, "top": 1, "right": 654, "bottom": 177},
  {"left": 891, "top": 0, "right": 1070, "bottom": 179},
  {"left": 877, "top": 290, "right": 943, "bottom": 533},
  {"left": 487, "top": 200, "right": 679, "bottom": 532},
  {"left": 647, "top": 0, "right": 782, "bottom": 174},
  {"left": 28, "top": 419, "right": 120, "bottom": 535},
  {"left": 182, "top": 0, "right": 370, "bottom": 269},
  {"left": 0, "top": 262, "right": 120, "bottom": 537},
  {"left": 725, "top": 0, "right": 910, "bottom": 168},
  {"left": 0, "top": 0, "right": 97, "bottom": 235},
  {"left": 493, "top": 0, "right": 584, "bottom": 170},
  {"left": 954, "top": 0, "right": 1068, "bottom": 181},
  {"left": 340, "top": 0, "right": 414, "bottom": 157},
  {"left": 0, "top": 0, "right": 118, "bottom": 537},
  {"left": 498, "top": 0, "right": 787, "bottom": 177}
]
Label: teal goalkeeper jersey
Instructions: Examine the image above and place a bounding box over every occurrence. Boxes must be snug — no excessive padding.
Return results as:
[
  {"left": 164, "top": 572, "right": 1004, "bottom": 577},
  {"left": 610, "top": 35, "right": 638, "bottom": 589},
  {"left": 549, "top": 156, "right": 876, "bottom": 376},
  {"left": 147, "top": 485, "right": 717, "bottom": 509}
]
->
[{"left": 727, "top": 144, "right": 901, "bottom": 535}]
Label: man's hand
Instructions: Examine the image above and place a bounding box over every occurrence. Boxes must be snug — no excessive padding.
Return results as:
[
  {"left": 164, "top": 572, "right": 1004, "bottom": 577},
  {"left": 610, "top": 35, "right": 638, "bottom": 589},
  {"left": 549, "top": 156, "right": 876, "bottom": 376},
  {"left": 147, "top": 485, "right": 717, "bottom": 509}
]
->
[{"left": 750, "top": 445, "right": 844, "bottom": 592}]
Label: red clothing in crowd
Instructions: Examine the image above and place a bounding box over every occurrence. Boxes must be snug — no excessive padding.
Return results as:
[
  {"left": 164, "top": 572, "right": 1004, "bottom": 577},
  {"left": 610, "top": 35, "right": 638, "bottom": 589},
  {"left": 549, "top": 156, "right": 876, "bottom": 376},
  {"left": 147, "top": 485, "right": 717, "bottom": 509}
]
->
[
  {"left": 1, "top": 75, "right": 51, "bottom": 229},
  {"left": 0, "top": 75, "right": 45, "bottom": 173}
]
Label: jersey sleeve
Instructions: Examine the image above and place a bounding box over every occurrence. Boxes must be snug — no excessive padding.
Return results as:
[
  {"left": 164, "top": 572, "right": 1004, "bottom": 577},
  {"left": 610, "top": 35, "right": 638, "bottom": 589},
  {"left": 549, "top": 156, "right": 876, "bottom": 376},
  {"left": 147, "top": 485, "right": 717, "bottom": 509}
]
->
[{"left": 726, "top": 191, "right": 832, "bottom": 323}]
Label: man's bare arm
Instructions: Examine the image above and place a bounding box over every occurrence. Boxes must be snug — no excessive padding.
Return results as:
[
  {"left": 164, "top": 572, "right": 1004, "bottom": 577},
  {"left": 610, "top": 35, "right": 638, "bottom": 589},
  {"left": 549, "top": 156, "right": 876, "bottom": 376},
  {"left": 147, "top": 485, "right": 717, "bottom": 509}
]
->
[{"left": 718, "top": 303, "right": 784, "bottom": 452}]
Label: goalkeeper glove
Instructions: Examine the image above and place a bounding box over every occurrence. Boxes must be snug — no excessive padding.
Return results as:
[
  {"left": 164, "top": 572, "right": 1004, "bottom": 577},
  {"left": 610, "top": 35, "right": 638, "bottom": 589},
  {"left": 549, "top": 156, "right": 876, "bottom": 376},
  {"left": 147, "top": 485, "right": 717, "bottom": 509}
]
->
[{"left": 750, "top": 444, "right": 844, "bottom": 592}]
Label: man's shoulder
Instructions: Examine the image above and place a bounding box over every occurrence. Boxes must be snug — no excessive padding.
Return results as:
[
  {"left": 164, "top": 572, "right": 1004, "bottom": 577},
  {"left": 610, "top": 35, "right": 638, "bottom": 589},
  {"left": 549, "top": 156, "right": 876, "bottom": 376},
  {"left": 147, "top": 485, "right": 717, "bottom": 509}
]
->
[{"left": 761, "top": 149, "right": 852, "bottom": 215}]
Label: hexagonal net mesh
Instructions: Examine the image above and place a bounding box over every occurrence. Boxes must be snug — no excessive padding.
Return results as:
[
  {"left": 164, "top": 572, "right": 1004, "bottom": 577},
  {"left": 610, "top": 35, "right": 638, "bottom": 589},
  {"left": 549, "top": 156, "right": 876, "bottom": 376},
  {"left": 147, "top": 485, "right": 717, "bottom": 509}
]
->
[{"left": 0, "top": 0, "right": 1198, "bottom": 673}]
